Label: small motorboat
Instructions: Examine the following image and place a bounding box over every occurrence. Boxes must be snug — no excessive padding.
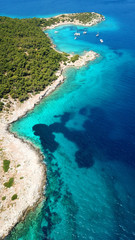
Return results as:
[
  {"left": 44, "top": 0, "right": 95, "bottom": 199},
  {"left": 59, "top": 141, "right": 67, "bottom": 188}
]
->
[
  {"left": 100, "top": 39, "right": 103, "bottom": 43},
  {"left": 96, "top": 32, "right": 99, "bottom": 37},
  {"left": 54, "top": 31, "right": 58, "bottom": 33},
  {"left": 74, "top": 32, "right": 80, "bottom": 36},
  {"left": 83, "top": 31, "right": 87, "bottom": 34}
]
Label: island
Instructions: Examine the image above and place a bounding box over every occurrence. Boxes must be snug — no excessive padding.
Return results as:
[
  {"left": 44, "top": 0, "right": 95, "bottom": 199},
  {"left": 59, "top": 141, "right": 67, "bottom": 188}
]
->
[{"left": 0, "top": 12, "right": 105, "bottom": 239}]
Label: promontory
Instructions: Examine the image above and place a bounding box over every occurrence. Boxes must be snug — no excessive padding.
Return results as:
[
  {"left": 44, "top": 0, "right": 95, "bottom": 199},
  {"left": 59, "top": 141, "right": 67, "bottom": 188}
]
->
[{"left": 0, "top": 12, "right": 105, "bottom": 239}]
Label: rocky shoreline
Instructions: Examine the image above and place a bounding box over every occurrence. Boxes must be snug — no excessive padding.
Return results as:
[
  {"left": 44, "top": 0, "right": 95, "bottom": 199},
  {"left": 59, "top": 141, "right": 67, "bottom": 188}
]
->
[
  {"left": 0, "top": 14, "right": 103, "bottom": 239},
  {"left": 42, "top": 12, "right": 105, "bottom": 30}
]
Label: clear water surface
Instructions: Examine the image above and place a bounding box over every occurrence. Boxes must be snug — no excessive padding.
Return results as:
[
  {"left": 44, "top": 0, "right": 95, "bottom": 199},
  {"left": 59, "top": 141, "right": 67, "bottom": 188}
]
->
[{"left": 1, "top": 0, "right": 135, "bottom": 239}]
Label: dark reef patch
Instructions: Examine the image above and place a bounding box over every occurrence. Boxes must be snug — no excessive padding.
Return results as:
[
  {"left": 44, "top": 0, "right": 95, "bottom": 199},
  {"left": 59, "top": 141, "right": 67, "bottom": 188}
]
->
[{"left": 33, "top": 106, "right": 135, "bottom": 168}]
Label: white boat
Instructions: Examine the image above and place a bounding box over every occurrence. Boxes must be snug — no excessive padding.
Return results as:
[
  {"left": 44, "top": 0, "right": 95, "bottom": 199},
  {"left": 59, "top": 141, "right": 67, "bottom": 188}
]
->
[
  {"left": 100, "top": 39, "right": 103, "bottom": 43},
  {"left": 74, "top": 32, "right": 80, "bottom": 36},
  {"left": 54, "top": 31, "right": 58, "bottom": 33},
  {"left": 74, "top": 37, "right": 77, "bottom": 40},
  {"left": 83, "top": 31, "right": 87, "bottom": 34},
  {"left": 96, "top": 32, "right": 99, "bottom": 37}
]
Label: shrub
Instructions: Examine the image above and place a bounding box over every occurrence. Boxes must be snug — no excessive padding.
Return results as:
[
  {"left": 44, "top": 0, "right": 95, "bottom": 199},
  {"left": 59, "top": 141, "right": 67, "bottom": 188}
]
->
[
  {"left": 0, "top": 102, "right": 4, "bottom": 111},
  {"left": 11, "top": 194, "right": 17, "bottom": 200},
  {"left": 3, "top": 160, "right": 10, "bottom": 172},
  {"left": 2, "top": 196, "right": 6, "bottom": 200},
  {"left": 6, "top": 103, "right": 11, "bottom": 108},
  {"left": 4, "top": 178, "right": 14, "bottom": 188},
  {"left": 71, "top": 54, "right": 79, "bottom": 63}
]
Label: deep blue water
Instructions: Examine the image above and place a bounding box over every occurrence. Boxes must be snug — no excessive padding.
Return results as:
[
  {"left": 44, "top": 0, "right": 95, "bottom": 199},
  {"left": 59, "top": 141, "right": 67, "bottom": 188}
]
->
[{"left": 1, "top": 1, "right": 135, "bottom": 240}]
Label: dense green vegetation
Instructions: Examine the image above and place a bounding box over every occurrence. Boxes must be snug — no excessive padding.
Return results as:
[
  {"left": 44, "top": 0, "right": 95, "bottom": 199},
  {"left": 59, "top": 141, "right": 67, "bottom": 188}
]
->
[
  {"left": 4, "top": 177, "right": 14, "bottom": 188},
  {"left": 0, "top": 17, "right": 66, "bottom": 110},
  {"left": 69, "top": 12, "right": 103, "bottom": 24},
  {"left": 71, "top": 54, "right": 79, "bottom": 63},
  {"left": 11, "top": 194, "right": 17, "bottom": 200},
  {"left": 3, "top": 160, "right": 10, "bottom": 172},
  {"left": 0, "top": 13, "right": 103, "bottom": 111}
]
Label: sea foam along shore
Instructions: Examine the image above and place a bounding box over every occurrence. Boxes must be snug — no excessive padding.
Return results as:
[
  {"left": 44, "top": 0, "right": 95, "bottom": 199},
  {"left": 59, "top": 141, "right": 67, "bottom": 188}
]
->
[{"left": 0, "top": 22, "right": 100, "bottom": 240}]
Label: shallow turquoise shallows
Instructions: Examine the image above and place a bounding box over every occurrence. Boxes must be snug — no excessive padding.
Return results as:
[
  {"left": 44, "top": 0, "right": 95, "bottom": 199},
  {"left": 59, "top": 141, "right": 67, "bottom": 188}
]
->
[{"left": 4, "top": 1, "right": 135, "bottom": 239}]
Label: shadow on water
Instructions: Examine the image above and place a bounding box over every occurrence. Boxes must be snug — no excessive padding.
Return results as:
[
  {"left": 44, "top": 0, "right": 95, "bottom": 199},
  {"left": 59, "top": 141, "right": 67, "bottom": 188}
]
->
[
  {"left": 32, "top": 106, "right": 135, "bottom": 239},
  {"left": 33, "top": 106, "right": 135, "bottom": 168},
  {"left": 33, "top": 111, "right": 94, "bottom": 168}
]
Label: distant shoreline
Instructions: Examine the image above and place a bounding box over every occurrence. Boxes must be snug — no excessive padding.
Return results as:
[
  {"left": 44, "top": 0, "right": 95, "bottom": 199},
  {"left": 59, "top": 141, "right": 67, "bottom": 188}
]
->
[{"left": 0, "top": 13, "right": 104, "bottom": 239}]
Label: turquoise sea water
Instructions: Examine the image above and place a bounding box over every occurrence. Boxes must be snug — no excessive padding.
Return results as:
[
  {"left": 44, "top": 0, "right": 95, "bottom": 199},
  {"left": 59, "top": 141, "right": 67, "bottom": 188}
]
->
[{"left": 2, "top": 0, "right": 135, "bottom": 239}]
